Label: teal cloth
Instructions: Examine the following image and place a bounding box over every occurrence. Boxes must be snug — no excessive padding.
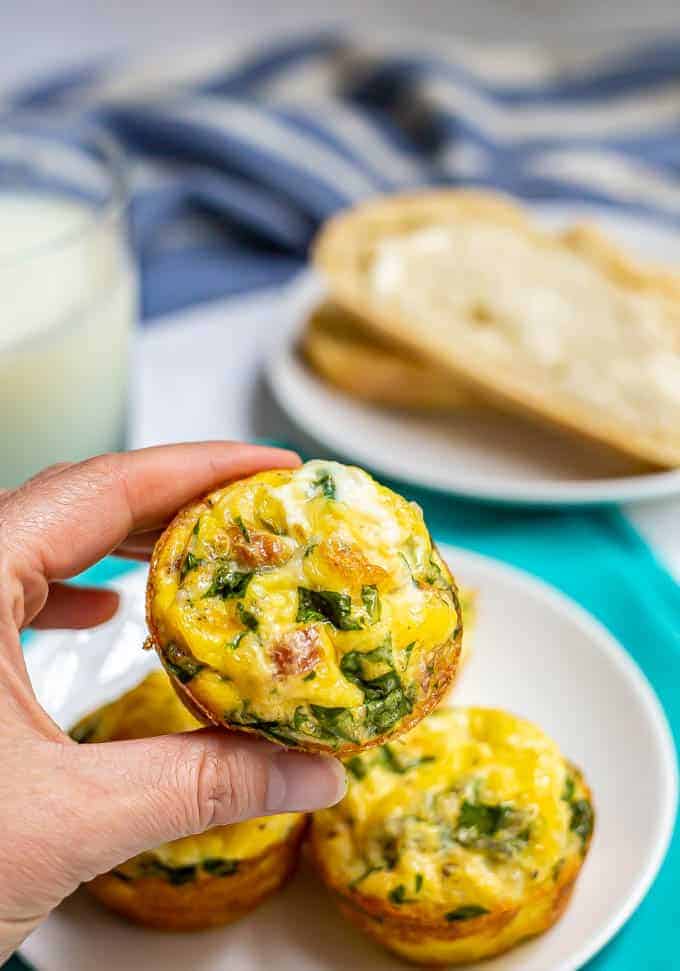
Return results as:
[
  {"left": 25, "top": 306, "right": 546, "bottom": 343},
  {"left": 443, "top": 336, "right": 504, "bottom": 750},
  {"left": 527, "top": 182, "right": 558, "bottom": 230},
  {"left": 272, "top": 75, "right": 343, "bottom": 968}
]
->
[{"left": 13, "top": 489, "right": 679, "bottom": 971}]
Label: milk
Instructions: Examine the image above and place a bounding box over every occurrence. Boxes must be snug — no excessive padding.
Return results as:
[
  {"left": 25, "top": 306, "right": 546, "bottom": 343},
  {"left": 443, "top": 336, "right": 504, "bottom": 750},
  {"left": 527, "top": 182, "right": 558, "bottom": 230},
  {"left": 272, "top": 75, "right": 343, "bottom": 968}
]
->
[{"left": 0, "top": 193, "right": 137, "bottom": 488}]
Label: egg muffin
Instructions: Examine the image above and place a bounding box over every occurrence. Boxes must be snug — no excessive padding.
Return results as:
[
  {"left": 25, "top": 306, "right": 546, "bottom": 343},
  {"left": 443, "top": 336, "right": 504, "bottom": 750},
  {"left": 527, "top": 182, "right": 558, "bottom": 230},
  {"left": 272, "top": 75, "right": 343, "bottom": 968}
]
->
[
  {"left": 146, "top": 460, "right": 462, "bottom": 755},
  {"left": 70, "top": 671, "right": 306, "bottom": 930},
  {"left": 310, "top": 707, "right": 593, "bottom": 965}
]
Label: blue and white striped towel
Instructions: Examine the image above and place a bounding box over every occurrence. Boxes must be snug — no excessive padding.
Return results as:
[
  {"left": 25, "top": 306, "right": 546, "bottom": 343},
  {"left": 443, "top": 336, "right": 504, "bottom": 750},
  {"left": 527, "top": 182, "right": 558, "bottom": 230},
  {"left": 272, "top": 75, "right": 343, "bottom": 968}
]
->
[
  {"left": 5, "top": 32, "right": 680, "bottom": 971},
  {"left": 9, "top": 31, "right": 680, "bottom": 317}
]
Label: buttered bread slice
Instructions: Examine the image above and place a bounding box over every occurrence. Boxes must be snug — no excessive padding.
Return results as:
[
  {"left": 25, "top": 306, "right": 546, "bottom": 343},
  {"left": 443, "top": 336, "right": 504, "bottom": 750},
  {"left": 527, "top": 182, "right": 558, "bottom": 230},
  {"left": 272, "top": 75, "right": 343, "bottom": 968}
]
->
[{"left": 314, "top": 190, "right": 680, "bottom": 467}]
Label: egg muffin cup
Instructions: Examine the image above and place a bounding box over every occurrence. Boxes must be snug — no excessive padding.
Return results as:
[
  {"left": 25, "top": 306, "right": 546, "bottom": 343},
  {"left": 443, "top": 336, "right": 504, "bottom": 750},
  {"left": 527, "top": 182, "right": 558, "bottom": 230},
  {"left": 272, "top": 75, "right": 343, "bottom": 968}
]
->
[
  {"left": 310, "top": 708, "right": 594, "bottom": 966},
  {"left": 86, "top": 816, "right": 307, "bottom": 932},
  {"left": 71, "top": 671, "right": 307, "bottom": 931},
  {"left": 146, "top": 461, "right": 462, "bottom": 756}
]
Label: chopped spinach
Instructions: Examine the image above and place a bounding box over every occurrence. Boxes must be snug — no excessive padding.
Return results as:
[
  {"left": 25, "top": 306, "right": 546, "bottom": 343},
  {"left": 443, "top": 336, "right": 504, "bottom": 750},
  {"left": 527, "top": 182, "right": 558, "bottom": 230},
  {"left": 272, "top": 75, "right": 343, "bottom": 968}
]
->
[
  {"left": 312, "top": 469, "right": 336, "bottom": 500},
  {"left": 237, "top": 602, "right": 259, "bottom": 631},
  {"left": 379, "top": 835, "right": 399, "bottom": 870},
  {"left": 365, "top": 686, "right": 411, "bottom": 736},
  {"left": 388, "top": 884, "right": 410, "bottom": 905},
  {"left": 361, "top": 584, "right": 380, "bottom": 623},
  {"left": 402, "top": 641, "right": 416, "bottom": 668},
  {"left": 227, "top": 631, "right": 246, "bottom": 650},
  {"left": 237, "top": 715, "right": 300, "bottom": 746},
  {"left": 164, "top": 864, "right": 198, "bottom": 885},
  {"left": 341, "top": 639, "right": 412, "bottom": 736},
  {"left": 445, "top": 905, "right": 489, "bottom": 921},
  {"left": 349, "top": 864, "right": 384, "bottom": 890},
  {"left": 138, "top": 859, "right": 197, "bottom": 885},
  {"left": 234, "top": 515, "right": 250, "bottom": 542},
  {"left": 340, "top": 638, "right": 394, "bottom": 685},
  {"left": 458, "top": 800, "right": 510, "bottom": 838},
  {"left": 297, "top": 587, "right": 361, "bottom": 630},
  {"left": 570, "top": 799, "right": 594, "bottom": 847},
  {"left": 180, "top": 551, "right": 203, "bottom": 580},
  {"left": 202, "top": 858, "right": 239, "bottom": 877},
  {"left": 310, "top": 705, "right": 357, "bottom": 742},
  {"left": 562, "top": 775, "right": 593, "bottom": 850},
  {"left": 192, "top": 519, "right": 201, "bottom": 536},
  {"left": 204, "top": 564, "right": 253, "bottom": 599},
  {"left": 111, "top": 869, "right": 133, "bottom": 883},
  {"left": 454, "top": 799, "right": 530, "bottom": 859},
  {"left": 303, "top": 671, "right": 316, "bottom": 681},
  {"left": 258, "top": 516, "right": 284, "bottom": 536},
  {"left": 164, "top": 642, "right": 205, "bottom": 684},
  {"left": 346, "top": 756, "right": 367, "bottom": 780},
  {"left": 415, "top": 873, "right": 423, "bottom": 893},
  {"left": 378, "top": 744, "right": 435, "bottom": 774},
  {"left": 378, "top": 744, "right": 406, "bottom": 773}
]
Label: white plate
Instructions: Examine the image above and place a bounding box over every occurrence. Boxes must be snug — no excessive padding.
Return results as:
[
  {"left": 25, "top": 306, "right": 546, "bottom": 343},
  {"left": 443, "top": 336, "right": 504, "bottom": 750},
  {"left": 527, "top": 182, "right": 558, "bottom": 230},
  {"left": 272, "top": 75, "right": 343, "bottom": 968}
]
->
[
  {"left": 21, "top": 551, "right": 677, "bottom": 971},
  {"left": 266, "top": 204, "right": 680, "bottom": 506}
]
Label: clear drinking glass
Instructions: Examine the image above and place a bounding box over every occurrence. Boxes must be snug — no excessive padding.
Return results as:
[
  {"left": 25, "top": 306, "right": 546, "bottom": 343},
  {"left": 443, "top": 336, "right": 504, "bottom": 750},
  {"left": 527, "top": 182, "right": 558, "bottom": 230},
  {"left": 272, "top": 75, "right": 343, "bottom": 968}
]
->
[{"left": 0, "top": 119, "right": 137, "bottom": 489}]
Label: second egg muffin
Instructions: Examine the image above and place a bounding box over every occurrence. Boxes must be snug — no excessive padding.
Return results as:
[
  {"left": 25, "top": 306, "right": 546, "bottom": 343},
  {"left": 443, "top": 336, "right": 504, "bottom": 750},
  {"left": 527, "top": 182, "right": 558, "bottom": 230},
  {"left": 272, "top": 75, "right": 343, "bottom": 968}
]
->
[
  {"left": 71, "top": 671, "right": 306, "bottom": 930},
  {"left": 146, "top": 460, "right": 462, "bottom": 755},
  {"left": 310, "top": 707, "right": 594, "bottom": 965}
]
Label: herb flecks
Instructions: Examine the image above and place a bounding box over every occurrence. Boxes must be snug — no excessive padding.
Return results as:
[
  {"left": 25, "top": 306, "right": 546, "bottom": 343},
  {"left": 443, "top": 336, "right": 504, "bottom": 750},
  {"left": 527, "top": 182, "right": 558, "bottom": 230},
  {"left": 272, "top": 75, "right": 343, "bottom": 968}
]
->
[
  {"left": 202, "top": 858, "right": 239, "bottom": 877},
  {"left": 235, "top": 515, "right": 250, "bottom": 542},
  {"left": 204, "top": 565, "right": 253, "bottom": 599},
  {"left": 312, "top": 469, "right": 336, "bottom": 499},
  {"left": 297, "top": 587, "right": 361, "bottom": 630},
  {"left": 237, "top": 602, "right": 259, "bottom": 631},
  {"left": 361, "top": 584, "right": 381, "bottom": 624},
  {"left": 379, "top": 744, "right": 435, "bottom": 774},
  {"left": 180, "top": 551, "right": 203, "bottom": 580},
  {"left": 164, "top": 642, "right": 205, "bottom": 684},
  {"left": 388, "top": 884, "right": 413, "bottom": 905},
  {"left": 445, "top": 905, "right": 489, "bottom": 921},
  {"left": 341, "top": 639, "right": 412, "bottom": 736},
  {"left": 346, "top": 756, "right": 367, "bottom": 780}
]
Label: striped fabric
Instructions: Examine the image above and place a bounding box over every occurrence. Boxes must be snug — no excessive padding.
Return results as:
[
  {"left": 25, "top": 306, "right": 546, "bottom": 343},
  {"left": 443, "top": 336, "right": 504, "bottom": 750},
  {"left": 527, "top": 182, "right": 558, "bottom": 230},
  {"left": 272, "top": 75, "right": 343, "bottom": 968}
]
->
[{"left": 7, "top": 31, "right": 680, "bottom": 318}]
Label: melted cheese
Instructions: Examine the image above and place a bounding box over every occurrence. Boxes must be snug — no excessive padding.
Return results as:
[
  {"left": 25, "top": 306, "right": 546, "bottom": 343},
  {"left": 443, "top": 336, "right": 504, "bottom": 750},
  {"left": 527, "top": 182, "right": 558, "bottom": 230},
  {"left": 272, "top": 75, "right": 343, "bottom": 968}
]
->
[
  {"left": 313, "top": 707, "right": 589, "bottom": 914},
  {"left": 150, "top": 461, "right": 460, "bottom": 748},
  {"left": 370, "top": 225, "right": 680, "bottom": 434}
]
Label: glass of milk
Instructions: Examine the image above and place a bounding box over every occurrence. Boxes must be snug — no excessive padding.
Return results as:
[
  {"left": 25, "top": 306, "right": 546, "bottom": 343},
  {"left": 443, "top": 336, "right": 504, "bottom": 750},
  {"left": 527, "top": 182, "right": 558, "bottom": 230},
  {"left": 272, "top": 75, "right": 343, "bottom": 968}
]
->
[{"left": 0, "top": 120, "right": 137, "bottom": 489}]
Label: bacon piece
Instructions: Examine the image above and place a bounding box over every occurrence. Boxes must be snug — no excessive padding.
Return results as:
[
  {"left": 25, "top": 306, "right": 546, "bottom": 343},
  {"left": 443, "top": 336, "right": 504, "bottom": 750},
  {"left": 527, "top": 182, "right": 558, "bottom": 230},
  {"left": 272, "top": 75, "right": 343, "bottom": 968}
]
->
[
  {"left": 271, "top": 627, "right": 321, "bottom": 678},
  {"left": 228, "top": 526, "right": 292, "bottom": 569}
]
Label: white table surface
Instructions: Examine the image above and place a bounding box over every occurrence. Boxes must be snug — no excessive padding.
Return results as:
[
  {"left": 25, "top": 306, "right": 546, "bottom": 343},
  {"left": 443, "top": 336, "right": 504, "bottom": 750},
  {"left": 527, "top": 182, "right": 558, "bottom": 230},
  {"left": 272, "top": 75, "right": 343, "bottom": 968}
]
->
[{"left": 132, "top": 285, "right": 680, "bottom": 582}]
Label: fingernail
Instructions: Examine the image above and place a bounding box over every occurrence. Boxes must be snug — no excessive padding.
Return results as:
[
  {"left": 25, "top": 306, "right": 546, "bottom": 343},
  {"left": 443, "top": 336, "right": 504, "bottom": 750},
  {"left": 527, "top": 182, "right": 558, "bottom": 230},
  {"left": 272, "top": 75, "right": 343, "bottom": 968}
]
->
[{"left": 265, "top": 752, "right": 346, "bottom": 813}]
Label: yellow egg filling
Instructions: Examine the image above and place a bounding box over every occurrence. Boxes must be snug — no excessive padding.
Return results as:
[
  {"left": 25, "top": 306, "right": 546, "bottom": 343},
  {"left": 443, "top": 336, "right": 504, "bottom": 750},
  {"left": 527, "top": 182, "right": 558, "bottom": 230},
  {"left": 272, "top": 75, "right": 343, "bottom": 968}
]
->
[{"left": 147, "top": 460, "right": 462, "bottom": 751}]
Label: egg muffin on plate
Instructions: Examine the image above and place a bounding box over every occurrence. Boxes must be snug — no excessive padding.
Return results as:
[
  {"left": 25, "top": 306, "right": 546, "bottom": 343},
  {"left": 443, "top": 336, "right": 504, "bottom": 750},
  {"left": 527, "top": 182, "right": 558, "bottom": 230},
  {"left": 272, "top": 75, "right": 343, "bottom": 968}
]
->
[
  {"left": 146, "top": 460, "right": 462, "bottom": 755},
  {"left": 70, "top": 671, "right": 306, "bottom": 930},
  {"left": 310, "top": 707, "right": 593, "bottom": 965}
]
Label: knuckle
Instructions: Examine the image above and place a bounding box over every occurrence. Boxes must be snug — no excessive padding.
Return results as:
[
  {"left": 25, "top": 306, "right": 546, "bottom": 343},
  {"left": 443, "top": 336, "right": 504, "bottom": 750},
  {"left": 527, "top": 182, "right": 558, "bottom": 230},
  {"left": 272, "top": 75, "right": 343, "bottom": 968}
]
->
[{"left": 190, "top": 740, "right": 269, "bottom": 830}]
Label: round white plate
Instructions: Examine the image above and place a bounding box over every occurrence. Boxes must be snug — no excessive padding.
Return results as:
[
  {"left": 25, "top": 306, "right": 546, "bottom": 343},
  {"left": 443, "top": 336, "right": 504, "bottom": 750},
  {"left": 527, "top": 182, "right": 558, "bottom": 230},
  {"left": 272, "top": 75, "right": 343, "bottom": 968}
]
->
[
  {"left": 267, "top": 204, "right": 680, "bottom": 505},
  {"left": 21, "top": 551, "right": 677, "bottom": 971}
]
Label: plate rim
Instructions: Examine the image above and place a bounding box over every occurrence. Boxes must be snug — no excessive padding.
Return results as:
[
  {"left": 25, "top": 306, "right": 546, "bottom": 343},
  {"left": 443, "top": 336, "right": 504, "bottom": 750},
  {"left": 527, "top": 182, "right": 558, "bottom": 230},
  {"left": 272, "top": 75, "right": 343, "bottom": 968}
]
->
[{"left": 20, "top": 550, "right": 678, "bottom": 971}]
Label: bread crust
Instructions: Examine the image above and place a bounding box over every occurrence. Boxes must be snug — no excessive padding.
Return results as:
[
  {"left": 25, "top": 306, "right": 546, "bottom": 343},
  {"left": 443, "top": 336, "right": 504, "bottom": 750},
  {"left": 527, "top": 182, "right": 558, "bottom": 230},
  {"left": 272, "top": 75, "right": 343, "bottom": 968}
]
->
[
  {"left": 87, "top": 817, "right": 307, "bottom": 931},
  {"left": 313, "top": 189, "right": 680, "bottom": 467},
  {"left": 301, "top": 300, "right": 478, "bottom": 411}
]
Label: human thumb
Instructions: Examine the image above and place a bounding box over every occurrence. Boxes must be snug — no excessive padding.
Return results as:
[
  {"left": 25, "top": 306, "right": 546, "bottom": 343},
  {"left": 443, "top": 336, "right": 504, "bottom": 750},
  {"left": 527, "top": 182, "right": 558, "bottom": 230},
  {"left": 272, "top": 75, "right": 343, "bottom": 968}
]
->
[{"left": 61, "top": 729, "right": 346, "bottom": 882}]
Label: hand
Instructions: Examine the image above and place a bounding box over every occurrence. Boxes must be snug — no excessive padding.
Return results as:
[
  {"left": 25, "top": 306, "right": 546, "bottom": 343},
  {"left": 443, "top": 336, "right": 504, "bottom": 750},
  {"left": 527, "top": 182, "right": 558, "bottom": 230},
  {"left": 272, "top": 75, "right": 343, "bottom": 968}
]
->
[{"left": 0, "top": 443, "right": 345, "bottom": 964}]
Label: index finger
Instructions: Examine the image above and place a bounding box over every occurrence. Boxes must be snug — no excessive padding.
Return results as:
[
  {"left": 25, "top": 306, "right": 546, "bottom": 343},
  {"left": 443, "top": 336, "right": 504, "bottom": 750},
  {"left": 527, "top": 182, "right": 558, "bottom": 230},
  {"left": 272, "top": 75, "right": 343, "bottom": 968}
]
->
[{"left": 3, "top": 442, "right": 301, "bottom": 581}]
